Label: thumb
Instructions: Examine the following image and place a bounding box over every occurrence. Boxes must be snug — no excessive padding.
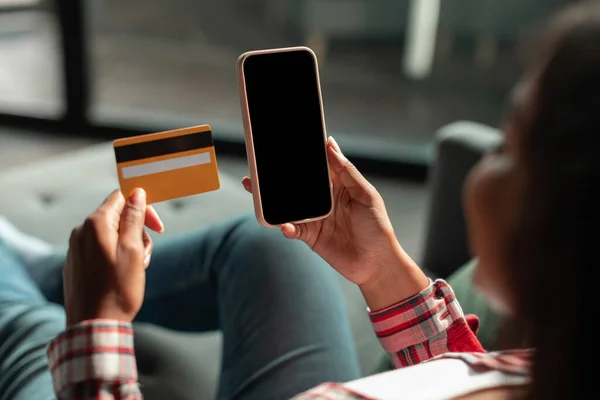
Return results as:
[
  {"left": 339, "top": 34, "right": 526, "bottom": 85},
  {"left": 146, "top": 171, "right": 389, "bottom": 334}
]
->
[
  {"left": 281, "top": 223, "right": 314, "bottom": 248},
  {"left": 119, "top": 188, "right": 147, "bottom": 248},
  {"left": 327, "top": 137, "right": 376, "bottom": 205},
  {"left": 281, "top": 223, "right": 306, "bottom": 241}
]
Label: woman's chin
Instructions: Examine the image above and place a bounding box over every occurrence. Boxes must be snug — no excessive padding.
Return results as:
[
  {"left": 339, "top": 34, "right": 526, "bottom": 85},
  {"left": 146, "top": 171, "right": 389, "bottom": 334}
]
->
[{"left": 473, "top": 264, "right": 514, "bottom": 316}]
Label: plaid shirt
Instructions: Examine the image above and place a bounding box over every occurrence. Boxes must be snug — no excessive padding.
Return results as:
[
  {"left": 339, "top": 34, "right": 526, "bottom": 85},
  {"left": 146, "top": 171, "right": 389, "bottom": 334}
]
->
[{"left": 47, "top": 280, "right": 531, "bottom": 399}]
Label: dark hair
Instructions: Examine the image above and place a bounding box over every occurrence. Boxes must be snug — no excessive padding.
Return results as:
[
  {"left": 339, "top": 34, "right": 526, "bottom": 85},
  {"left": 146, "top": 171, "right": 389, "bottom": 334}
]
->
[{"left": 505, "top": 1, "right": 600, "bottom": 399}]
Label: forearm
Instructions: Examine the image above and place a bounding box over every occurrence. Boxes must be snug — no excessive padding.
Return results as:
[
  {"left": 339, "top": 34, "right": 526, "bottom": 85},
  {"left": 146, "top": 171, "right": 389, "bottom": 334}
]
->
[{"left": 359, "top": 237, "right": 430, "bottom": 312}]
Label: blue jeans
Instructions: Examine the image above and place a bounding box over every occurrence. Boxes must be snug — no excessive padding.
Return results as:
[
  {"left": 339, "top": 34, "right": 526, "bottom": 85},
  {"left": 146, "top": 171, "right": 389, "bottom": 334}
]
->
[{"left": 0, "top": 215, "right": 360, "bottom": 400}]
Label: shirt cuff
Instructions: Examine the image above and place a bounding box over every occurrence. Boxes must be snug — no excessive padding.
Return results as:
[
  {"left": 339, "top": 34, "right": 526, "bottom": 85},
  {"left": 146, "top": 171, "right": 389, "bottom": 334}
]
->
[
  {"left": 369, "top": 279, "right": 465, "bottom": 353},
  {"left": 47, "top": 319, "right": 138, "bottom": 395}
]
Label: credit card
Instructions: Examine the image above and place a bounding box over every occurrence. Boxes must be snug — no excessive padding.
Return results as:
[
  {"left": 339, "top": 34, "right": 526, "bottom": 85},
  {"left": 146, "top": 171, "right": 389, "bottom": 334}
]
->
[{"left": 113, "top": 125, "right": 220, "bottom": 204}]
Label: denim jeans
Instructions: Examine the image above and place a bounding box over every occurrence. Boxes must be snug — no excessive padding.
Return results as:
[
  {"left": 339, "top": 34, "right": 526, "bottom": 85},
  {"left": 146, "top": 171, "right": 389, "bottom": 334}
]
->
[{"left": 0, "top": 215, "right": 360, "bottom": 399}]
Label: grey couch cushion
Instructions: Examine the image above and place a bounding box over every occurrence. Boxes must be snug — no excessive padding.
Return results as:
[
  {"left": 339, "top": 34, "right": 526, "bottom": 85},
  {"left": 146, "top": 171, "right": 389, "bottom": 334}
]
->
[
  {"left": 420, "top": 121, "right": 502, "bottom": 279},
  {"left": 0, "top": 142, "right": 382, "bottom": 399}
]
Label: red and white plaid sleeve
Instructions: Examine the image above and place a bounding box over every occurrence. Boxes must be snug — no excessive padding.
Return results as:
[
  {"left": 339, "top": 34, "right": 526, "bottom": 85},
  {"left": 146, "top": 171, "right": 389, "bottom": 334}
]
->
[
  {"left": 47, "top": 319, "right": 141, "bottom": 400},
  {"left": 369, "top": 279, "right": 484, "bottom": 368}
]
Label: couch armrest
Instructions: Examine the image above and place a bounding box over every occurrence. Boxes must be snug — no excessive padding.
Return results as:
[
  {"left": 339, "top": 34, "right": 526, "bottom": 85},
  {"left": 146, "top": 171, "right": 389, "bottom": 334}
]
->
[{"left": 420, "top": 121, "right": 503, "bottom": 279}]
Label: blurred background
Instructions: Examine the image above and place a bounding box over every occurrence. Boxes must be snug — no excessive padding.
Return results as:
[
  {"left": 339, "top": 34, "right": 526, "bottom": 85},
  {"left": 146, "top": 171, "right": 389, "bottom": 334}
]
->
[{"left": 0, "top": 0, "right": 570, "bottom": 172}]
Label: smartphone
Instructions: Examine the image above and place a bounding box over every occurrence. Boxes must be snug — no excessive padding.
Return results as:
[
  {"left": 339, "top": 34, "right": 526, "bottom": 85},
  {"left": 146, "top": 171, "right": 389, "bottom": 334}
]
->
[{"left": 236, "top": 46, "right": 333, "bottom": 228}]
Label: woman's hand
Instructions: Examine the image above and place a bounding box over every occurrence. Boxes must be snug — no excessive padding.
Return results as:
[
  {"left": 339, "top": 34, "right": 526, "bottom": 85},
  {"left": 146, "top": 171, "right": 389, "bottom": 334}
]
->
[
  {"left": 242, "top": 137, "right": 429, "bottom": 310},
  {"left": 63, "top": 189, "right": 164, "bottom": 326}
]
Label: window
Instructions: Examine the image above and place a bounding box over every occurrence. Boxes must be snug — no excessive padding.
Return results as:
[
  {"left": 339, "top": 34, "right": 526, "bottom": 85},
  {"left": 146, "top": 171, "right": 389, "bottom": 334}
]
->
[
  {"left": 0, "top": 0, "right": 569, "bottom": 171},
  {"left": 0, "top": 0, "right": 63, "bottom": 117}
]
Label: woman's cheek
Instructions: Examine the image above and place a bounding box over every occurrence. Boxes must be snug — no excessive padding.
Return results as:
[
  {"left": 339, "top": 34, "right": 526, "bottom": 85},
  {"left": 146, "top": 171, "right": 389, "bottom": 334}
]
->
[
  {"left": 463, "top": 155, "right": 518, "bottom": 314},
  {"left": 463, "top": 157, "right": 499, "bottom": 262}
]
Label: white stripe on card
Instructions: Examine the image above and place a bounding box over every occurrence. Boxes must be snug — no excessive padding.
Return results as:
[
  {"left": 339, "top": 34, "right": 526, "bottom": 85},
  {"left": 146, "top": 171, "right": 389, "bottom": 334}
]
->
[{"left": 121, "top": 152, "right": 211, "bottom": 179}]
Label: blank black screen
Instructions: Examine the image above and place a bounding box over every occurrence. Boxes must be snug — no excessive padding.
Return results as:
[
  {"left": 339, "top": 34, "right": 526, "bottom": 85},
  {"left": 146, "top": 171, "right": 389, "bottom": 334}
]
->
[{"left": 243, "top": 49, "right": 331, "bottom": 225}]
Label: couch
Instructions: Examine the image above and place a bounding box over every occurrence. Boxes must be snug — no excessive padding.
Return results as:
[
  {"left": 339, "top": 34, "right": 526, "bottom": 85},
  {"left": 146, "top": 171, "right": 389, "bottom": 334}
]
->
[{"left": 0, "top": 120, "right": 502, "bottom": 399}]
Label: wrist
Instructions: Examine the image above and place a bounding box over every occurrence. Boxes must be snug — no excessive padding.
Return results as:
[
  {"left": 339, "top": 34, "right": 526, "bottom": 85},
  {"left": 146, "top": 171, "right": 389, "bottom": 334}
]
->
[
  {"left": 66, "top": 303, "right": 134, "bottom": 327},
  {"left": 359, "top": 236, "right": 430, "bottom": 312}
]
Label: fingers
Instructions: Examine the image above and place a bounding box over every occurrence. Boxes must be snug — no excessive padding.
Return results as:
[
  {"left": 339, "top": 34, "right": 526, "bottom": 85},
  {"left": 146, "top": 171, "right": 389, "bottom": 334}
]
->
[
  {"left": 329, "top": 135, "right": 342, "bottom": 153},
  {"left": 67, "top": 225, "right": 82, "bottom": 271},
  {"left": 241, "top": 176, "right": 252, "bottom": 193},
  {"left": 145, "top": 205, "right": 164, "bottom": 233},
  {"left": 142, "top": 230, "right": 153, "bottom": 268},
  {"left": 85, "top": 190, "right": 125, "bottom": 249},
  {"left": 94, "top": 189, "right": 126, "bottom": 230},
  {"left": 281, "top": 223, "right": 296, "bottom": 239},
  {"left": 97, "top": 189, "right": 126, "bottom": 215},
  {"left": 119, "top": 188, "right": 147, "bottom": 249},
  {"left": 281, "top": 223, "right": 308, "bottom": 243},
  {"left": 327, "top": 137, "right": 376, "bottom": 205},
  {"left": 98, "top": 189, "right": 163, "bottom": 233}
]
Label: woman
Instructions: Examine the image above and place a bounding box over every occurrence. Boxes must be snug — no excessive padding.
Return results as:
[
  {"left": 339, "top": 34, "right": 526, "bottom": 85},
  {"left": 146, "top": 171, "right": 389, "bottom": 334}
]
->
[{"left": 1, "top": 1, "right": 594, "bottom": 399}]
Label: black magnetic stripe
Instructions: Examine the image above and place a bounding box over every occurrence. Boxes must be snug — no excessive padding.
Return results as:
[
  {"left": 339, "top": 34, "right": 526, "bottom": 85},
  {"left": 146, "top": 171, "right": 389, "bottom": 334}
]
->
[{"left": 114, "top": 130, "right": 213, "bottom": 163}]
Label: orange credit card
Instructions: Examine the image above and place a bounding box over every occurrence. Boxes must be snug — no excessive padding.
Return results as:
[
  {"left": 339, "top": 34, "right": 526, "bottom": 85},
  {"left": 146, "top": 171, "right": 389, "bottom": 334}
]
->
[{"left": 113, "top": 125, "right": 220, "bottom": 204}]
